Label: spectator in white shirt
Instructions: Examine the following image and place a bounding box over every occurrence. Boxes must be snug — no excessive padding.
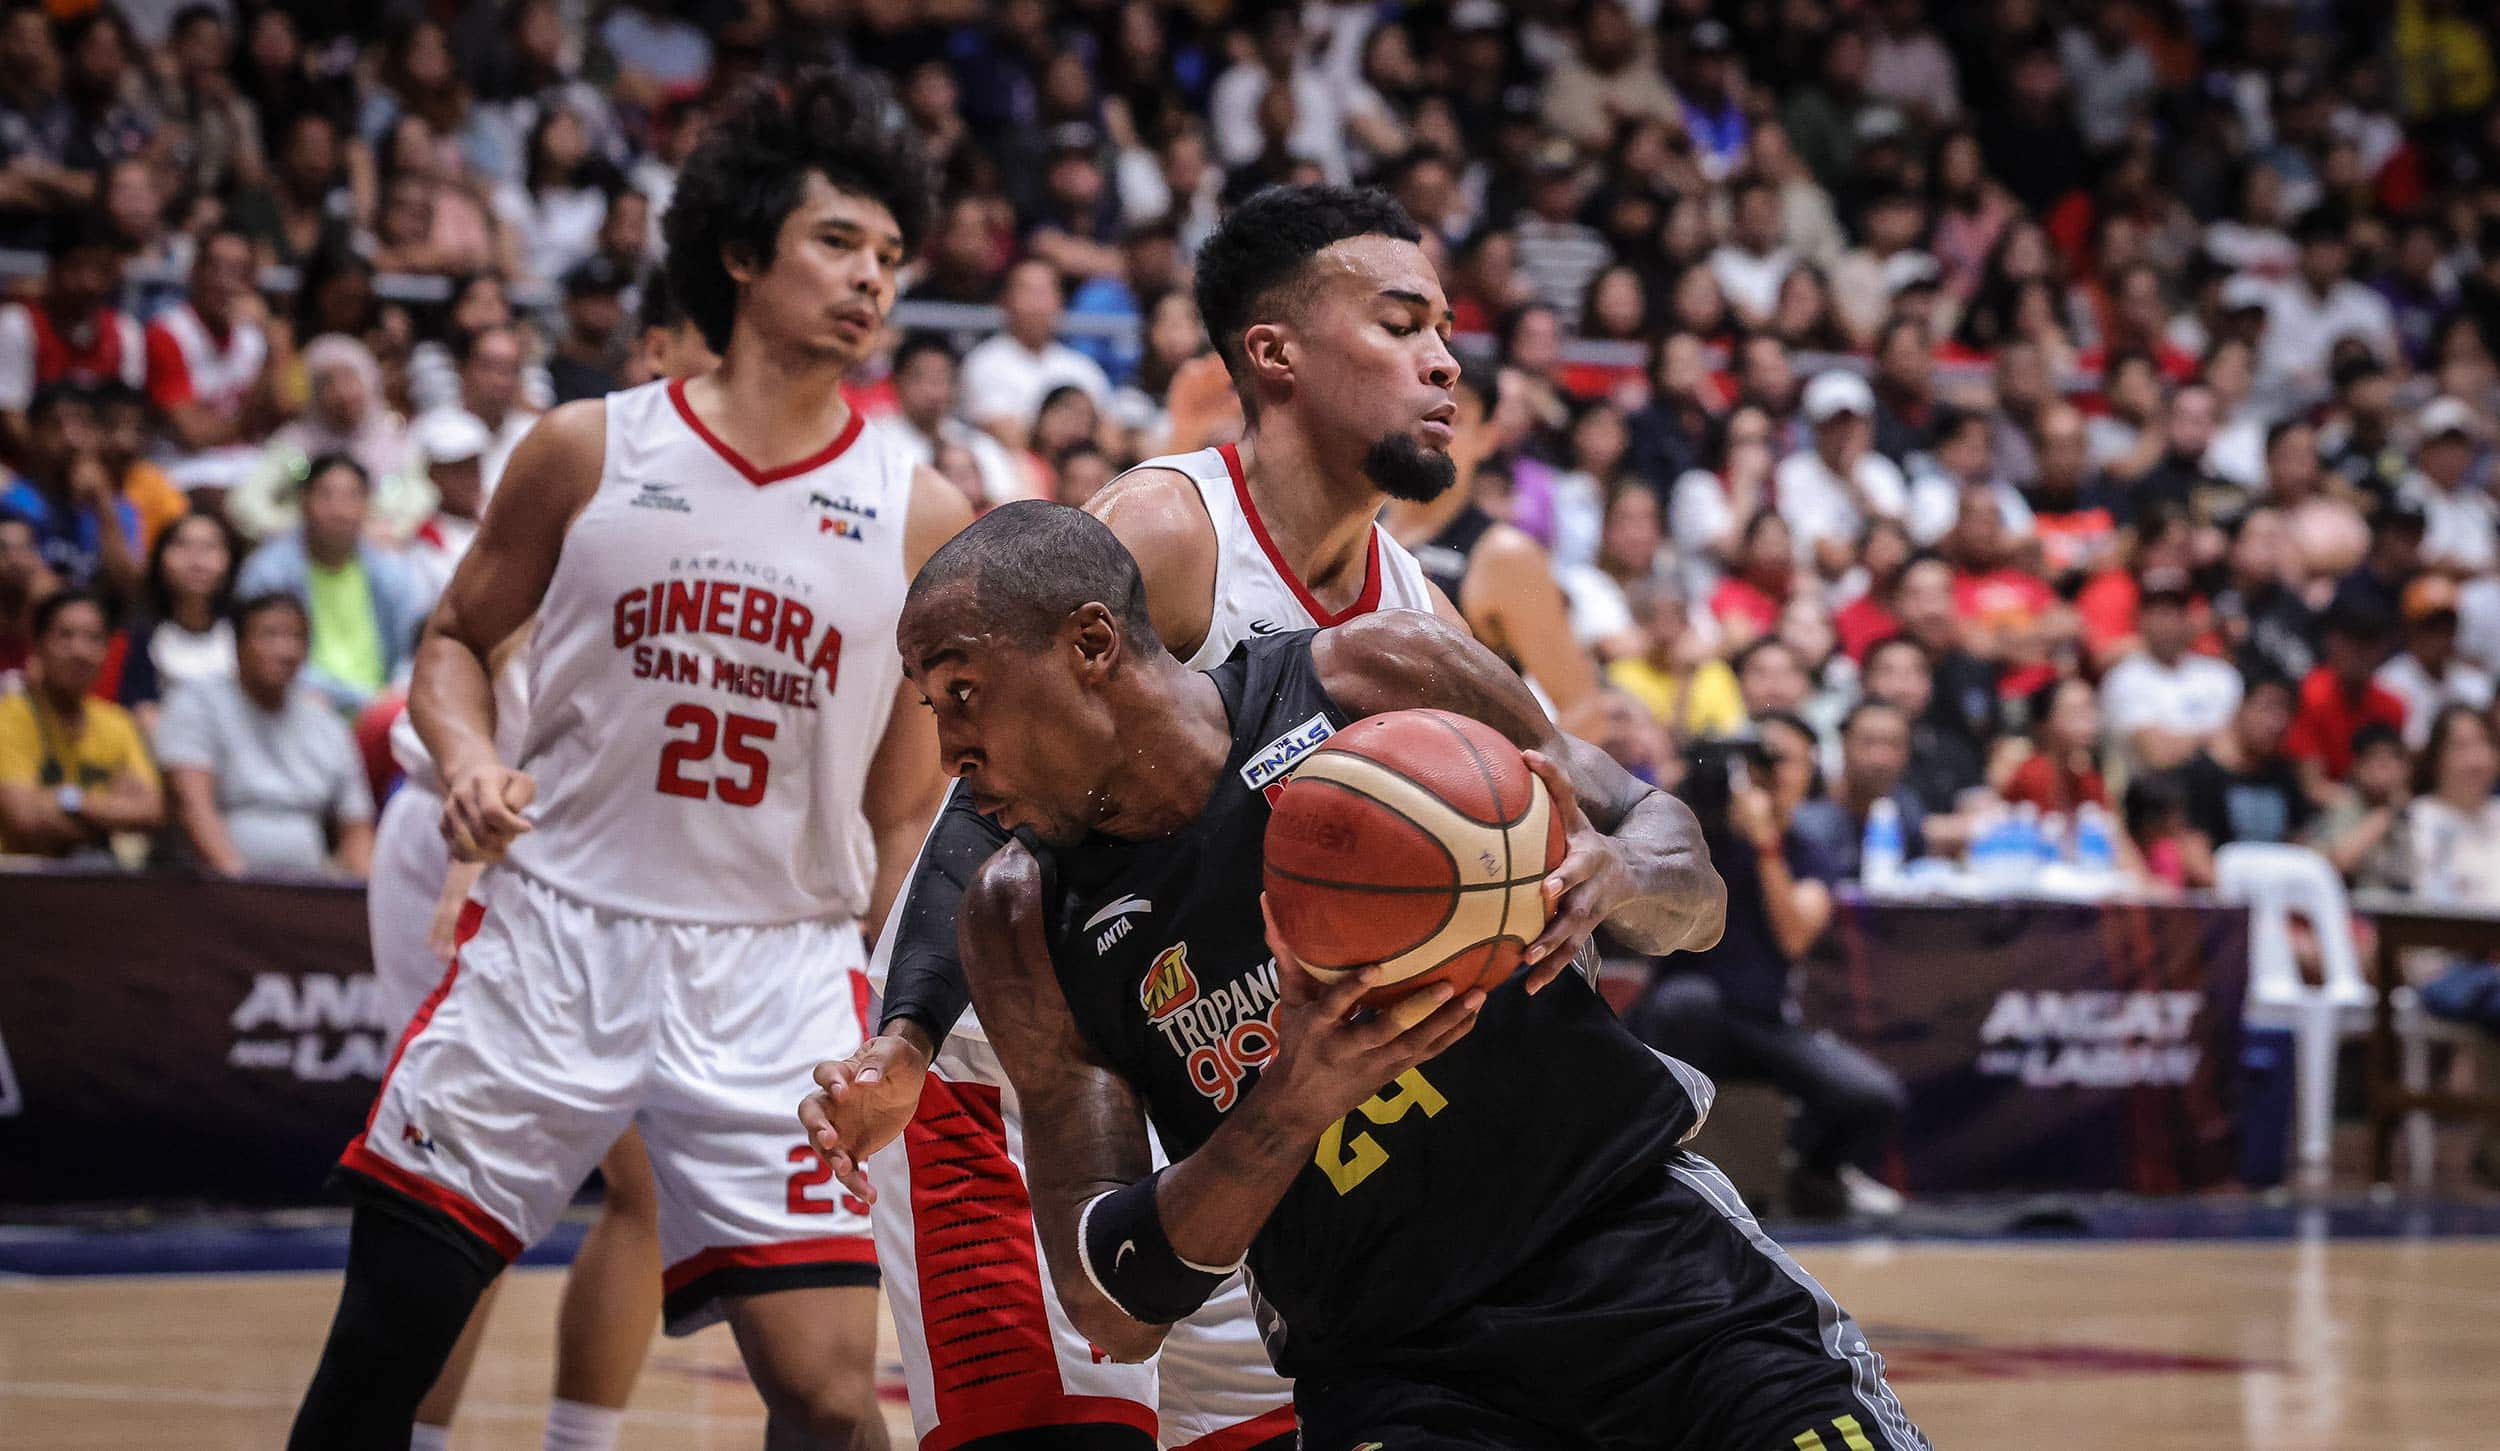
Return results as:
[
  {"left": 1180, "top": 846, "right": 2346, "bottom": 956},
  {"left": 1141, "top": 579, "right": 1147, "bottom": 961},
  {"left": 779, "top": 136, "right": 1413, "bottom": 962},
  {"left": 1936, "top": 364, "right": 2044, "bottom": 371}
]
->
[
  {"left": 2399, "top": 396, "right": 2496, "bottom": 575},
  {"left": 2377, "top": 576, "right": 2497, "bottom": 749},
  {"left": 2250, "top": 209, "right": 2399, "bottom": 397},
  {"left": 1708, "top": 179, "right": 1795, "bottom": 329},
  {"left": 1776, "top": 371, "right": 1908, "bottom": 581},
  {"left": 156, "top": 592, "right": 376, "bottom": 877},
  {"left": 1208, "top": 8, "right": 1351, "bottom": 183},
  {"left": 959, "top": 259, "right": 1112, "bottom": 451},
  {"left": 873, "top": 334, "right": 1025, "bottom": 507},
  {"left": 2100, "top": 568, "right": 2245, "bottom": 771},
  {"left": 2058, "top": 1, "right": 2158, "bottom": 152}
]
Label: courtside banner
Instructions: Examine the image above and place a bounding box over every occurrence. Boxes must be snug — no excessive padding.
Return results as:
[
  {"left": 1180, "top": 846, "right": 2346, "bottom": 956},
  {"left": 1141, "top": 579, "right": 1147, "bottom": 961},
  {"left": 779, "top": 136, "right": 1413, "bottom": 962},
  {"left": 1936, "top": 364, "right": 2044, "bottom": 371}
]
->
[
  {"left": 0, "top": 867, "right": 383, "bottom": 1205},
  {"left": 1804, "top": 894, "right": 2251, "bottom": 1194}
]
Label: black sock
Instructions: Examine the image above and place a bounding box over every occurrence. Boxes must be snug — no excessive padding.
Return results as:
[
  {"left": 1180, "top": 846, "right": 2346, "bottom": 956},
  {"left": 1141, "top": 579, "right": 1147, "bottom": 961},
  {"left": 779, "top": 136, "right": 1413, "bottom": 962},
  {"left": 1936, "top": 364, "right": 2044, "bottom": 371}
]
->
[{"left": 286, "top": 1194, "right": 502, "bottom": 1450}]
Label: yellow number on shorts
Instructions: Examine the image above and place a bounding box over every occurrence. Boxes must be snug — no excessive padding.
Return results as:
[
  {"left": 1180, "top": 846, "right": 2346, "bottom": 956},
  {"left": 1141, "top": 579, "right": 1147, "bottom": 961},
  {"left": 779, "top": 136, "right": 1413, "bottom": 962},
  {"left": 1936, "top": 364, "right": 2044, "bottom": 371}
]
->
[{"left": 1312, "top": 1068, "right": 1448, "bottom": 1195}]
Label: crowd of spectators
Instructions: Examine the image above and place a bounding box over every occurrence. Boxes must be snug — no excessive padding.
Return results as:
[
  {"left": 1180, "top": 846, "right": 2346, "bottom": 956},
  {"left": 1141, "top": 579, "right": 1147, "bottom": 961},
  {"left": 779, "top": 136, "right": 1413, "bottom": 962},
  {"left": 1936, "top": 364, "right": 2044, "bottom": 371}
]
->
[{"left": 1, "top": 0, "right": 2498, "bottom": 1010}]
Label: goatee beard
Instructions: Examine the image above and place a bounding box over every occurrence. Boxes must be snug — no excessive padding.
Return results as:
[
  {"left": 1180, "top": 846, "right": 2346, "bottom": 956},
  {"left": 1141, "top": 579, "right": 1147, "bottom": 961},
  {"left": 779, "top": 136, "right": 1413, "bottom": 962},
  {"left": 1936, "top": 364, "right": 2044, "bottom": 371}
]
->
[{"left": 1363, "top": 432, "right": 1458, "bottom": 503}]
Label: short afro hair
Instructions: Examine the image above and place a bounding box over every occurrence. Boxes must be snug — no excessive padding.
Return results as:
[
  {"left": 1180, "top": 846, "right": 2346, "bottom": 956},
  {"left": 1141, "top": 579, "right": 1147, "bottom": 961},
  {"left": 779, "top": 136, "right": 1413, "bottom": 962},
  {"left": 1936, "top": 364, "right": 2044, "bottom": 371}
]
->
[
  {"left": 1191, "top": 184, "right": 1423, "bottom": 401},
  {"left": 661, "top": 67, "right": 937, "bottom": 353},
  {"left": 906, "top": 501, "right": 1161, "bottom": 656}
]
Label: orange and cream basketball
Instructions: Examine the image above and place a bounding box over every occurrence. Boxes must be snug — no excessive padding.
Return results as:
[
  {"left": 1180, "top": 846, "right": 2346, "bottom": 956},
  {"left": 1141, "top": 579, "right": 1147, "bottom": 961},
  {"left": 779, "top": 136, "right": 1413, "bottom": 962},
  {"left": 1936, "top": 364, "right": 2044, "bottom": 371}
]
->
[{"left": 1262, "top": 709, "right": 1567, "bottom": 1015}]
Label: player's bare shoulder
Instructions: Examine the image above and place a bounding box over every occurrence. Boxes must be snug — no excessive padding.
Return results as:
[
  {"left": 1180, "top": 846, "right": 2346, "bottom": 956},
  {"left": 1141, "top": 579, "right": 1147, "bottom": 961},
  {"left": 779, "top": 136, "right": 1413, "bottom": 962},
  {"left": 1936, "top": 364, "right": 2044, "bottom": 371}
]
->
[
  {"left": 490, "top": 398, "right": 610, "bottom": 532},
  {"left": 1086, "top": 464, "right": 1217, "bottom": 653},
  {"left": 1311, "top": 610, "right": 1548, "bottom": 742},
  {"left": 904, "top": 464, "right": 975, "bottom": 575}
]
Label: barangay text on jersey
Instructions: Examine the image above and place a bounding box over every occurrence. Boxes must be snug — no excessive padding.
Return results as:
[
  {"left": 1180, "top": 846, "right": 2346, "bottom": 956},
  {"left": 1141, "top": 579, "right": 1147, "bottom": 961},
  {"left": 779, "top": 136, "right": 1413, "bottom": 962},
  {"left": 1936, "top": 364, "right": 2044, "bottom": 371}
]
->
[{"left": 611, "top": 555, "right": 845, "bottom": 709}]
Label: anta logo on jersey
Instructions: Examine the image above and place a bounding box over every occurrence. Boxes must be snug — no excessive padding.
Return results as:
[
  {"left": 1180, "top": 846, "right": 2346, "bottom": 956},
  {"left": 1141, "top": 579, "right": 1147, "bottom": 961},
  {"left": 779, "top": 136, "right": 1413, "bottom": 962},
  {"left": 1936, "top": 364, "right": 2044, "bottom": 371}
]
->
[
  {"left": 809, "top": 491, "right": 875, "bottom": 542},
  {"left": 1239, "top": 713, "right": 1335, "bottom": 798},
  {"left": 1147, "top": 951, "right": 1282, "bottom": 1112},
  {"left": 1088, "top": 895, "right": 1152, "bottom": 954}
]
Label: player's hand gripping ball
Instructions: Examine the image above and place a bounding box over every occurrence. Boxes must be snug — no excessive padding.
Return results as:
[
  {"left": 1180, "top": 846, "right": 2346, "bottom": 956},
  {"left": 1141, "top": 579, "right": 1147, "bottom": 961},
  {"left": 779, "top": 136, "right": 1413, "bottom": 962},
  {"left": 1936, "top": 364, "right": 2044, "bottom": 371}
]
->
[{"left": 1262, "top": 709, "right": 1567, "bottom": 1015}]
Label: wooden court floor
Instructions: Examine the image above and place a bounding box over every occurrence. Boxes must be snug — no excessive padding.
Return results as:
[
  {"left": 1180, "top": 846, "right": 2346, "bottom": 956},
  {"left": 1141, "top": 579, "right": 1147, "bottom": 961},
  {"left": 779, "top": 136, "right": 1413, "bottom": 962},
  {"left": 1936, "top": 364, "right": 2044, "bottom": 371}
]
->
[{"left": 5, "top": 1237, "right": 2497, "bottom": 1449}]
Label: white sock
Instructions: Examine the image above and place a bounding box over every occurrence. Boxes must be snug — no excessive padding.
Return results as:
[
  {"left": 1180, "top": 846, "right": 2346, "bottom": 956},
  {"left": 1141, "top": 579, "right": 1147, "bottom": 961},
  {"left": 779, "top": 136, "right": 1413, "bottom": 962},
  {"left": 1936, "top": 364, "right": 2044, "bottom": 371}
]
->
[
  {"left": 543, "top": 1397, "right": 626, "bottom": 1451},
  {"left": 410, "top": 1424, "right": 453, "bottom": 1451}
]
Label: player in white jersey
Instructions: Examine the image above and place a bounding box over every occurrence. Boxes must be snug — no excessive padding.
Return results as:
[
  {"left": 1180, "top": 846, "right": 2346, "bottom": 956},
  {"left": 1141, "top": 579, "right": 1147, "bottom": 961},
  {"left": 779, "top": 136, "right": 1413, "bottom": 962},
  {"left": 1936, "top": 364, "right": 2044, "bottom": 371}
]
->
[
  {"left": 289, "top": 70, "right": 970, "bottom": 1450},
  {"left": 798, "top": 186, "right": 1577, "bottom": 1451},
  {"left": 358, "top": 281, "right": 723, "bottom": 1451}
]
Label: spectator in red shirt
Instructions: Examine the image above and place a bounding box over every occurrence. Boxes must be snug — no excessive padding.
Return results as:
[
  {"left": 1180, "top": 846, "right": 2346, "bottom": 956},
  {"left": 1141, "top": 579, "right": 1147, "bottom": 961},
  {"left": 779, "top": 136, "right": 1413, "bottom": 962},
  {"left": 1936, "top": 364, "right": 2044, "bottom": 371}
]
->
[
  {"left": 1708, "top": 506, "right": 1795, "bottom": 644},
  {"left": 2001, "top": 676, "right": 2111, "bottom": 816},
  {"left": 1941, "top": 479, "right": 2068, "bottom": 699},
  {"left": 1834, "top": 515, "right": 1914, "bottom": 662},
  {"left": 0, "top": 213, "right": 149, "bottom": 456},
  {"left": 2286, "top": 599, "right": 2408, "bottom": 785}
]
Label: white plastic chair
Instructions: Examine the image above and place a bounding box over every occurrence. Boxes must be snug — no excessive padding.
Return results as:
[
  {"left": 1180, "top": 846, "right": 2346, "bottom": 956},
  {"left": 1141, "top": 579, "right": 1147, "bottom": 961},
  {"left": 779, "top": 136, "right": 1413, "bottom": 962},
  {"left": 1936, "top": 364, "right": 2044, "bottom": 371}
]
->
[{"left": 2217, "top": 843, "right": 2470, "bottom": 1188}]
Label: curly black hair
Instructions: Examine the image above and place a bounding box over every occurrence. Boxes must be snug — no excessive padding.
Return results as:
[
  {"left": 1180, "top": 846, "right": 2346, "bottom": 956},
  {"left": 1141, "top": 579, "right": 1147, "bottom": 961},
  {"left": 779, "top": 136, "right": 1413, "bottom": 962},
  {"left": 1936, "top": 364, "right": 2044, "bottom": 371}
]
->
[
  {"left": 1190, "top": 184, "right": 1423, "bottom": 407},
  {"left": 661, "top": 67, "right": 937, "bottom": 354}
]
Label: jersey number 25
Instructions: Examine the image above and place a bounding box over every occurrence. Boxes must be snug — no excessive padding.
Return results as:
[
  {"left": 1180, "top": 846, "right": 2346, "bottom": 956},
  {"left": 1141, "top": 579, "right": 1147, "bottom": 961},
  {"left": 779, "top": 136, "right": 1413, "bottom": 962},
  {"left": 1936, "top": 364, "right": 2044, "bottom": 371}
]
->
[{"left": 656, "top": 703, "right": 776, "bottom": 806}]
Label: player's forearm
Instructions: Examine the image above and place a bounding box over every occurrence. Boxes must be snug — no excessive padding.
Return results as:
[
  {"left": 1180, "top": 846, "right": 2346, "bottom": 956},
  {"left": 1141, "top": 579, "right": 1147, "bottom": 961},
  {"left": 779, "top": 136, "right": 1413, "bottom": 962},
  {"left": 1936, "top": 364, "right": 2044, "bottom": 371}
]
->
[
  {"left": 0, "top": 789, "right": 86, "bottom": 852},
  {"left": 410, "top": 627, "right": 503, "bottom": 781},
  {"left": 1153, "top": 1087, "right": 1317, "bottom": 1273},
  {"left": 1598, "top": 788, "right": 1727, "bottom": 955}
]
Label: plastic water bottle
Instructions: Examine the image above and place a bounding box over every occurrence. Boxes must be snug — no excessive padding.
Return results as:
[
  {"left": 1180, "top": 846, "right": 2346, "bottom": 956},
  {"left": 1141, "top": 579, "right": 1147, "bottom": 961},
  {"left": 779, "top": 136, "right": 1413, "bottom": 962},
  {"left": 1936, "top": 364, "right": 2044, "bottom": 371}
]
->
[
  {"left": 1862, "top": 797, "right": 1905, "bottom": 892},
  {"left": 2010, "top": 802, "right": 2048, "bottom": 885},
  {"left": 2074, "top": 802, "right": 2119, "bottom": 876},
  {"left": 2040, "top": 810, "right": 2070, "bottom": 867}
]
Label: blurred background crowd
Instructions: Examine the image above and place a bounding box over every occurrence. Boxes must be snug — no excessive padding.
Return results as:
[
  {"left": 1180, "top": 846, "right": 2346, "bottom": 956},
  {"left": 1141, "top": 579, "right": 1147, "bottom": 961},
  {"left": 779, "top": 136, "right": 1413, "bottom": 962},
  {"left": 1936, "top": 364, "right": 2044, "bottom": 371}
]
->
[{"left": 4, "top": 0, "right": 2500, "bottom": 1092}]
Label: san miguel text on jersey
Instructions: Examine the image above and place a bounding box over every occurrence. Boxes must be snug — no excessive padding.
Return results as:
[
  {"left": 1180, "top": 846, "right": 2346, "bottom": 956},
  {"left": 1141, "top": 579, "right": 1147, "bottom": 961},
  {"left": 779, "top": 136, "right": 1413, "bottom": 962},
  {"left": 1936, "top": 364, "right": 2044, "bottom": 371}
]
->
[{"left": 612, "top": 561, "right": 845, "bottom": 710}]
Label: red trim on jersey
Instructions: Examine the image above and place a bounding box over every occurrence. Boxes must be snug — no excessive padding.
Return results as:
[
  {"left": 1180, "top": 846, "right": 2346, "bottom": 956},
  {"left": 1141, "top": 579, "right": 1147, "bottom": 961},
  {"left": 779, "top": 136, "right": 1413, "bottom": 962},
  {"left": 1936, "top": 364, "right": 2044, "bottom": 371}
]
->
[
  {"left": 1172, "top": 1406, "right": 1298, "bottom": 1451},
  {"left": 849, "top": 966, "right": 872, "bottom": 1037},
  {"left": 337, "top": 899, "right": 522, "bottom": 1258},
  {"left": 142, "top": 319, "right": 196, "bottom": 409},
  {"left": 359, "top": 898, "right": 485, "bottom": 1137},
  {"left": 920, "top": 1395, "right": 1158, "bottom": 1451},
  {"left": 662, "top": 1235, "right": 878, "bottom": 1293},
  {"left": 1217, "top": 442, "right": 1382, "bottom": 626},
  {"left": 907, "top": 1076, "right": 1070, "bottom": 1428},
  {"left": 666, "top": 375, "right": 865, "bottom": 485},
  {"left": 340, "top": 1141, "right": 526, "bottom": 1261}
]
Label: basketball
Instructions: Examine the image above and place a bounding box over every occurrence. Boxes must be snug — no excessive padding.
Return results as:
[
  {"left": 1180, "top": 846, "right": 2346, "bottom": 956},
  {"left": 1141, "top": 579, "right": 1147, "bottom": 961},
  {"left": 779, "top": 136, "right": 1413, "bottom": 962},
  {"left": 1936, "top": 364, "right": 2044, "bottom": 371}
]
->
[{"left": 1262, "top": 709, "right": 1568, "bottom": 1014}]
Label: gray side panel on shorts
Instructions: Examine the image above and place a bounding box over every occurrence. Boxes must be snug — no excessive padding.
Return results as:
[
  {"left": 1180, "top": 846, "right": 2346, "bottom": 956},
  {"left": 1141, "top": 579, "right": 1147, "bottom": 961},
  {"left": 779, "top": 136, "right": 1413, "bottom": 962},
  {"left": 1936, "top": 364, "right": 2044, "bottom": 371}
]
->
[{"left": 1665, "top": 1152, "right": 1930, "bottom": 1451}]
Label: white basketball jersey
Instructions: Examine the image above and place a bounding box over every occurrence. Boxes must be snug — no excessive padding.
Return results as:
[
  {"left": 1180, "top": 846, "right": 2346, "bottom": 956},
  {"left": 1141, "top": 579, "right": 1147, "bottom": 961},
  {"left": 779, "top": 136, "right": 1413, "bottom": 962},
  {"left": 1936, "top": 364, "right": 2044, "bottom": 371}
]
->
[
  {"left": 1152, "top": 443, "right": 1439, "bottom": 669},
  {"left": 889, "top": 443, "right": 1440, "bottom": 1041},
  {"left": 501, "top": 378, "right": 915, "bottom": 925}
]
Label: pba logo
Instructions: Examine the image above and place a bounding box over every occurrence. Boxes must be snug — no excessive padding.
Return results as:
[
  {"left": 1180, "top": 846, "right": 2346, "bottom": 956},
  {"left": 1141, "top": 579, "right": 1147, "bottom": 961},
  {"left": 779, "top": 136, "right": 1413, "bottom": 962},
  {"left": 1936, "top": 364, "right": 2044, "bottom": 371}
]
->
[
  {"left": 1140, "top": 943, "right": 1200, "bottom": 1022},
  {"left": 809, "top": 492, "right": 875, "bottom": 542},
  {"left": 401, "top": 1122, "right": 438, "bottom": 1154}
]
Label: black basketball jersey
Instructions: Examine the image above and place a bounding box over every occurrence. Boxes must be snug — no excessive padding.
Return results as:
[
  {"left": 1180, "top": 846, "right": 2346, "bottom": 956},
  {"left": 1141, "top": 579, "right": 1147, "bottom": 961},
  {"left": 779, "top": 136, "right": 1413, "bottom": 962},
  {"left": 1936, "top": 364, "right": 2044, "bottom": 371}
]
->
[
  {"left": 1407, "top": 502, "right": 1498, "bottom": 608},
  {"left": 1032, "top": 631, "right": 1698, "bottom": 1376}
]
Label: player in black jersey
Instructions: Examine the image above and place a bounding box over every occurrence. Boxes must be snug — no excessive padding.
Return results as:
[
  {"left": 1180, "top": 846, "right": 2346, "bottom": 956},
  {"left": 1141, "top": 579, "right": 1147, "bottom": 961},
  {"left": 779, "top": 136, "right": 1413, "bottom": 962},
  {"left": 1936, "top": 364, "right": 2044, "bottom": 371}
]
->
[{"left": 880, "top": 501, "right": 1929, "bottom": 1451}]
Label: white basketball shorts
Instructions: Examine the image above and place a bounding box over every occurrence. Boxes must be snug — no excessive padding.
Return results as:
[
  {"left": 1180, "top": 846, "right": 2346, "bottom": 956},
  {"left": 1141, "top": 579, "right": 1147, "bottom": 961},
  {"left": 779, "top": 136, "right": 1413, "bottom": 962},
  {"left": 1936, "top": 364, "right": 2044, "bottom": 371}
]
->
[
  {"left": 368, "top": 783, "right": 453, "bottom": 1032},
  {"left": 868, "top": 1031, "right": 1296, "bottom": 1451},
  {"left": 345, "top": 865, "right": 878, "bottom": 1333}
]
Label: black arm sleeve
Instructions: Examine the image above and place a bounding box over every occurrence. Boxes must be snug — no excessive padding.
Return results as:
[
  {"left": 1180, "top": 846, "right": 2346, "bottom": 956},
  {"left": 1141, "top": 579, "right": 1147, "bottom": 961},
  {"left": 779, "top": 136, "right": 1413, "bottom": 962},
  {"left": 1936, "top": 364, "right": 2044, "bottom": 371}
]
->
[{"left": 877, "top": 779, "right": 1014, "bottom": 1049}]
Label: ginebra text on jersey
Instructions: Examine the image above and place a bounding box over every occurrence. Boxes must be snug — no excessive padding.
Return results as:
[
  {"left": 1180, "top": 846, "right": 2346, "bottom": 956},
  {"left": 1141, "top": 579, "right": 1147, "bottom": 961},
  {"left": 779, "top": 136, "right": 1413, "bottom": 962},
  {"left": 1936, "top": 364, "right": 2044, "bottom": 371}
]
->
[{"left": 611, "top": 576, "right": 845, "bottom": 709}]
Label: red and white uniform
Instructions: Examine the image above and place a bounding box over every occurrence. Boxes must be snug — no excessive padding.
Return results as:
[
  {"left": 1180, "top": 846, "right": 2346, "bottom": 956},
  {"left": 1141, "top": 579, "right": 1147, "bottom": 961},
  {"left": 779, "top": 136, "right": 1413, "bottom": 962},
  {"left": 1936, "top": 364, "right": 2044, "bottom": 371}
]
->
[
  {"left": 145, "top": 303, "right": 271, "bottom": 492},
  {"left": 350, "top": 377, "right": 915, "bottom": 1332},
  {"left": 0, "top": 300, "right": 147, "bottom": 410},
  {"left": 866, "top": 442, "right": 1438, "bottom": 1449}
]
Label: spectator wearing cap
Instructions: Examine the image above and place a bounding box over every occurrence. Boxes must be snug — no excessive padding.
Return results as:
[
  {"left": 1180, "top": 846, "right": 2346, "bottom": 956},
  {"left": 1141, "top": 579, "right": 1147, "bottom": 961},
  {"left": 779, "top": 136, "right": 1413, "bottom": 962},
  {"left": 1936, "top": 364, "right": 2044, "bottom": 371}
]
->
[
  {"left": 548, "top": 257, "right": 630, "bottom": 405},
  {"left": 2378, "top": 576, "right": 2496, "bottom": 749},
  {"left": 234, "top": 454, "right": 427, "bottom": 713},
  {"left": 1776, "top": 371, "right": 1908, "bottom": 580},
  {"left": 403, "top": 409, "right": 492, "bottom": 607},
  {"left": 959, "top": 259, "right": 1113, "bottom": 453},
  {"left": 0, "top": 588, "right": 162, "bottom": 859},
  {"left": 2286, "top": 601, "right": 2410, "bottom": 784},
  {"left": 157, "top": 591, "right": 376, "bottom": 877},
  {"left": 2102, "top": 566, "right": 2245, "bottom": 772},
  {"left": 2400, "top": 397, "right": 2495, "bottom": 574},
  {"left": 2, "top": 383, "right": 141, "bottom": 603},
  {"left": 1540, "top": 1, "right": 1684, "bottom": 152},
  {"left": 2250, "top": 209, "right": 2400, "bottom": 397}
]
